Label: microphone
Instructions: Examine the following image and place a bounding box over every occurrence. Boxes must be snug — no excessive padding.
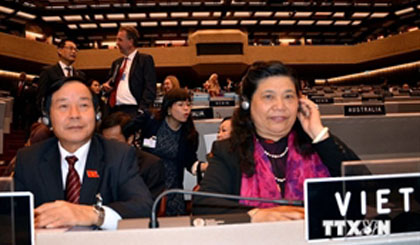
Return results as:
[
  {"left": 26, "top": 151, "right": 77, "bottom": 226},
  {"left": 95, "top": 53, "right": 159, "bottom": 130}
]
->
[{"left": 149, "top": 188, "right": 303, "bottom": 228}]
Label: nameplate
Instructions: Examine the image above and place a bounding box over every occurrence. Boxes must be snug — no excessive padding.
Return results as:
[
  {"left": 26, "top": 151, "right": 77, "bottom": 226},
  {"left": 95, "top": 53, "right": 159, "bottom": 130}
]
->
[
  {"left": 309, "top": 97, "right": 334, "bottom": 104},
  {"left": 209, "top": 100, "right": 235, "bottom": 107},
  {"left": 305, "top": 173, "right": 420, "bottom": 241},
  {"left": 191, "top": 107, "right": 214, "bottom": 119},
  {"left": 344, "top": 105, "right": 385, "bottom": 116}
]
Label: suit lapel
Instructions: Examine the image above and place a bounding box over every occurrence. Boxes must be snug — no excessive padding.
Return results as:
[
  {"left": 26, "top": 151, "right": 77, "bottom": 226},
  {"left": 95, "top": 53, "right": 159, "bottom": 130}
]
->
[
  {"left": 129, "top": 51, "right": 139, "bottom": 83},
  {"left": 39, "top": 139, "right": 64, "bottom": 201},
  {"left": 79, "top": 136, "right": 105, "bottom": 204},
  {"left": 54, "top": 63, "right": 65, "bottom": 77}
]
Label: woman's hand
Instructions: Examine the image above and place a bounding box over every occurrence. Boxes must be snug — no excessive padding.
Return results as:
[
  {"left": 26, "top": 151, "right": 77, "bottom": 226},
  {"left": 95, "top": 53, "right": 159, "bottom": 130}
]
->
[
  {"left": 248, "top": 206, "right": 304, "bottom": 223},
  {"left": 297, "top": 97, "right": 329, "bottom": 141}
]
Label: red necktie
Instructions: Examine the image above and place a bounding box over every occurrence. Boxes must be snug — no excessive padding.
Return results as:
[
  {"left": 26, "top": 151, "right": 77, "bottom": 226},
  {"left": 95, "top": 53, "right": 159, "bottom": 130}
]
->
[
  {"left": 65, "top": 156, "right": 80, "bottom": 204},
  {"left": 109, "top": 58, "right": 128, "bottom": 107},
  {"left": 17, "top": 82, "right": 24, "bottom": 96}
]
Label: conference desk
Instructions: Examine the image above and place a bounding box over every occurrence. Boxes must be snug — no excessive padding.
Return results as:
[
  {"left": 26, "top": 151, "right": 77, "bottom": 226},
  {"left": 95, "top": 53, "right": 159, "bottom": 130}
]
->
[{"left": 36, "top": 219, "right": 420, "bottom": 245}]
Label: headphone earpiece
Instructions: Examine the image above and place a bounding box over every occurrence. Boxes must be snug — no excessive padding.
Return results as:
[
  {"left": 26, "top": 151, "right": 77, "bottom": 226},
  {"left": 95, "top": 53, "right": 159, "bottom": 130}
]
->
[
  {"left": 241, "top": 98, "right": 250, "bottom": 110},
  {"left": 41, "top": 116, "right": 50, "bottom": 126},
  {"left": 95, "top": 111, "right": 102, "bottom": 121}
]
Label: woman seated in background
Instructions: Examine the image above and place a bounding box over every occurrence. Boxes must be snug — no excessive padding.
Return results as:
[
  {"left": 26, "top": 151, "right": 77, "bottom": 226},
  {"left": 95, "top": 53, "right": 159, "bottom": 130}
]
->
[
  {"left": 193, "top": 61, "right": 359, "bottom": 222},
  {"left": 217, "top": 117, "right": 232, "bottom": 141},
  {"left": 134, "top": 88, "right": 207, "bottom": 216},
  {"left": 87, "top": 78, "right": 107, "bottom": 117},
  {"left": 162, "top": 75, "right": 180, "bottom": 95}
]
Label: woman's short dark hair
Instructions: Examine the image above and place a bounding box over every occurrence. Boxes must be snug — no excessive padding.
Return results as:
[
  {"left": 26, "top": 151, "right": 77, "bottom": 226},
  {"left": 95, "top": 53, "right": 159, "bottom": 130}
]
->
[
  {"left": 158, "top": 88, "right": 197, "bottom": 144},
  {"left": 230, "top": 61, "right": 313, "bottom": 177}
]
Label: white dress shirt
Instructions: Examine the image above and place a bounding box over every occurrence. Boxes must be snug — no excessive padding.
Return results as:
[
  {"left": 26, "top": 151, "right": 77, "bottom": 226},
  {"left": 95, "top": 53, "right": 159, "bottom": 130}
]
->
[
  {"left": 116, "top": 49, "right": 138, "bottom": 106},
  {"left": 58, "top": 140, "right": 122, "bottom": 230},
  {"left": 58, "top": 61, "right": 73, "bottom": 77}
]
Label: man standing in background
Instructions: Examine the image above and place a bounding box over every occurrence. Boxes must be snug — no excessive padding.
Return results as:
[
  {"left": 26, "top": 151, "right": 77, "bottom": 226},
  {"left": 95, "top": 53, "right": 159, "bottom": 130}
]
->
[
  {"left": 103, "top": 26, "right": 156, "bottom": 116},
  {"left": 37, "top": 40, "right": 86, "bottom": 111}
]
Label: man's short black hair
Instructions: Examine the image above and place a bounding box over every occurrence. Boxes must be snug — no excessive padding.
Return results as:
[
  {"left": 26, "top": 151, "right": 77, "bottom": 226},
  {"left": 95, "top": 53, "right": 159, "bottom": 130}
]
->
[
  {"left": 99, "top": 112, "right": 134, "bottom": 139},
  {"left": 57, "top": 39, "right": 75, "bottom": 49}
]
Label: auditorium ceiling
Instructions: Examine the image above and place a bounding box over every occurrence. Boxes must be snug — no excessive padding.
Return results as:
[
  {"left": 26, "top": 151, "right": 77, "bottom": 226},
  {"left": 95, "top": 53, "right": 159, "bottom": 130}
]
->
[{"left": 0, "top": 0, "right": 419, "bottom": 49}]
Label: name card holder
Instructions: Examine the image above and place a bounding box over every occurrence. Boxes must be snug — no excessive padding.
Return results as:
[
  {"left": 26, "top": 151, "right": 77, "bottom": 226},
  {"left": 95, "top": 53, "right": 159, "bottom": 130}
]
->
[
  {"left": 344, "top": 105, "right": 386, "bottom": 116},
  {"left": 305, "top": 173, "right": 420, "bottom": 241}
]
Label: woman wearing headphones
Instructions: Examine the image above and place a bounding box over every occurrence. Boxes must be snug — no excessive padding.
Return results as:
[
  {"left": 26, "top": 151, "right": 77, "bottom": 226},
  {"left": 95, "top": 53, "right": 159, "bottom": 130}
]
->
[{"left": 193, "top": 61, "right": 359, "bottom": 222}]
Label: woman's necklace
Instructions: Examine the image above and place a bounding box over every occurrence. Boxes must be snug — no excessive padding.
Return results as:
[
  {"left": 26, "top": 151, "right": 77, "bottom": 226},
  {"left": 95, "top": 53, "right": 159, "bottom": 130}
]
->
[{"left": 263, "top": 146, "right": 288, "bottom": 159}]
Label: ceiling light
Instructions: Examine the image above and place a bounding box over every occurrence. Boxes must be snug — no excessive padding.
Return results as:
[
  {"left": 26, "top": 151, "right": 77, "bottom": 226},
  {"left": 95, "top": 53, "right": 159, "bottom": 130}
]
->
[
  {"left": 94, "top": 15, "right": 104, "bottom": 20},
  {"left": 171, "top": 12, "right": 189, "bottom": 18},
  {"left": 316, "top": 20, "right": 332, "bottom": 25},
  {"left": 279, "top": 20, "right": 296, "bottom": 25},
  {"left": 352, "top": 20, "right": 362, "bottom": 25},
  {"left": 162, "top": 33, "right": 178, "bottom": 37},
  {"left": 274, "top": 12, "right": 290, "bottom": 17},
  {"left": 297, "top": 20, "right": 314, "bottom": 25},
  {"left": 334, "top": 20, "right": 351, "bottom": 25},
  {"left": 100, "top": 23, "right": 117, "bottom": 28},
  {"left": 260, "top": 20, "right": 277, "bottom": 25},
  {"left": 333, "top": 12, "right": 345, "bottom": 18},
  {"left": 395, "top": 7, "right": 414, "bottom": 16},
  {"left": 161, "top": 21, "right": 178, "bottom": 26},
  {"left": 221, "top": 20, "right": 238, "bottom": 25},
  {"left": 143, "top": 34, "right": 159, "bottom": 38},
  {"left": 240, "top": 20, "right": 257, "bottom": 25},
  {"left": 213, "top": 12, "right": 222, "bottom": 17},
  {"left": 295, "top": 12, "right": 312, "bottom": 17},
  {"left": 234, "top": 12, "right": 251, "bottom": 17},
  {"left": 315, "top": 12, "right": 331, "bottom": 16},
  {"left": 371, "top": 12, "right": 388, "bottom": 18},
  {"left": 128, "top": 13, "right": 146, "bottom": 19},
  {"left": 64, "top": 15, "right": 83, "bottom": 21},
  {"left": 121, "top": 22, "right": 137, "bottom": 27},
  {"left": 67, "top": 24, "right": 78, "bottom": 29},
  {"left": 141, "top": 21, "right": 158, "bottom": 27},
  {"left": 352, "top": 12, "right": 370, "bottom": 18},
  {"left": 150, "top": 12, "right": 167, "bottom": 18},
  {"left": 201, "top": 20, "right": 218, "bottom": 25},
  {"left": 42, "top": 16, "right": 61, "bottom": 22},
  {"left": 25, "top": 30, "right": 43, "bottom": 39},
  {"left": 91, "top": 4, "right": 110, "bottom": 8},
  {"left": 68, "top": 5, "right": 87, "bottom": 9},
  {"left": 181, "top": 20, "right": 198, "bottom": 26},
  {"left": 80, "top": 23, "right": 97, "bottom": 29},
  {"left": 193, "top": 12, "right": 210, "bottom": 17},
  {"left": 0, "top": 6, "right": 14, "bottom": 14},
  {"left": 17, "top": 11, "right": 36, "bottom": 19},
  {"left": 107, "top": 14, "right": 125, "bottom": 19},
  {"left": 254, "top": 11, "right": 272, "bottom": 17}
]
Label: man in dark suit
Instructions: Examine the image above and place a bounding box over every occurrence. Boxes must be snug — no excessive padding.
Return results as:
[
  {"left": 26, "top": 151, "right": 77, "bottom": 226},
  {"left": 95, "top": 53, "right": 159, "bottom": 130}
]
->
[
  {"left": 103, "top": 26, "right": 156, "bottom": 116},
  {"left": 37, "top": 40, "right": 86, "bottom": 111},
  {"left": 99, "top": 111, "right": 165, "bottom": 200},
  {"left": 14, "top": 77, "right": 152, "bottom": 230}
]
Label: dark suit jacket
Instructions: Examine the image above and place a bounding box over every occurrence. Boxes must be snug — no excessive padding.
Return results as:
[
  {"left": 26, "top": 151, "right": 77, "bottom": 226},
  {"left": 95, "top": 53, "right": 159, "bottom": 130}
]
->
[
  {"left": 108, "top": 51, "right": 156, "bottom": 109},
  {"left": 14, "top": 134, "right": 153, "bottom": 218},
  {"left": 193, "top": 135, "right": 360, "bottom": 217},
  {"left": 136, "top": 149, "right": 165, "bottom": 200},
  {"left": 37, "top": 63, "right": 86, "bottom": 110}
]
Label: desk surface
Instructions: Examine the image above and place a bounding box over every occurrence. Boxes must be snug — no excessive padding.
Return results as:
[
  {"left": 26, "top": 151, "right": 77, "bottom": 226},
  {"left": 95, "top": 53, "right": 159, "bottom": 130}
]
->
[{"left": 36, "top": 219, "right": 420, "bottom": 245}]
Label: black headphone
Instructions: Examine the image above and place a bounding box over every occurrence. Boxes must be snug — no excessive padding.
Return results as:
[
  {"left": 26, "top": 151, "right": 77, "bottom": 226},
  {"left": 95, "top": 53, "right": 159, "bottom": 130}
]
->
[{"left": 41, "top": 76, "right": 101, "bottom": 127}]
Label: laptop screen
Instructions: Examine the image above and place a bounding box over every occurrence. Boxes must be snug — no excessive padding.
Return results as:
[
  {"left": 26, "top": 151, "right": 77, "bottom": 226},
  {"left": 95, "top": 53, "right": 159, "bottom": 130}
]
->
[{"left": 0, "top": 192, "right": 34, "bottom": 245}]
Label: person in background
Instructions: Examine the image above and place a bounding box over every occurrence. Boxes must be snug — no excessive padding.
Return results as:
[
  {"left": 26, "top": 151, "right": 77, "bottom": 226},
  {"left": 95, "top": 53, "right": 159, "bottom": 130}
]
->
[
  {"left": 132, "top": 88, "right": 207, "bottom": 216},
  {"left": 99, "top": 111, "right": 165, "bottom": 200},
  {"left": 162, "top": 75, "right": 180, "bottom": 95},
  {"left": 15, "top": 77, "right": 152, "bottom": 230},
  {"left": 87, "top": 79, "right": 107, "bottom": 119},
  {"left": 193, "top": 61, "right": 359, "bottom": 222},
  {"left": 206, "top": 73, "right": 221, "bottom": 97},
  {"left": 217, "top": 117, "right": 232, "bottom": 141},
  {"left": 37, "top": 40, "right": 86, "bottom": 111},
  {"left": 103, "top": 26, "right": 156, "bottom": 116},
  {"left": 88, "top": 79, "right": 101, "bottom": 95}
]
